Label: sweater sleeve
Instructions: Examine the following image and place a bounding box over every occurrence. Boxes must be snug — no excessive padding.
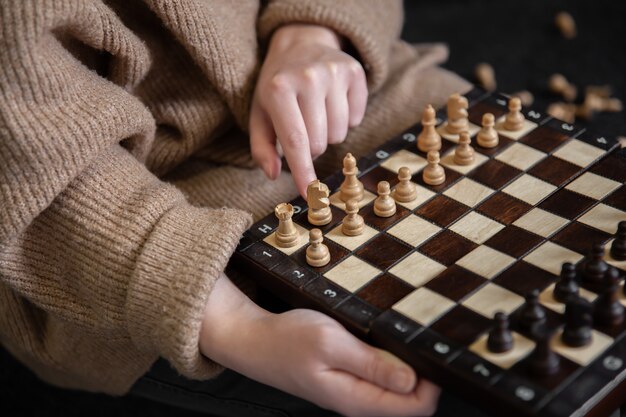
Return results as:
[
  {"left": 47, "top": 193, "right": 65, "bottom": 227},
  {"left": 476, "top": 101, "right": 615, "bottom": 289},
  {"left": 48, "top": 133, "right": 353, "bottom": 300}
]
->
[
  {"left": 0, "top": 0, "right": 250, "bottom": 380},
  {"left": 257, "top": 0, "right": 404, "bottom": 92}
]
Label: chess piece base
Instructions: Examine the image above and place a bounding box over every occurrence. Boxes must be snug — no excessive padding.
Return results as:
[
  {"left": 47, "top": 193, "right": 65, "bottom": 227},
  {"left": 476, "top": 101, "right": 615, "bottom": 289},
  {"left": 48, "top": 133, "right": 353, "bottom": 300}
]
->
[
  {"left": 374, "top": 204, "right": 396, "bottom": 218},
  {"left": 562, "top": 327, "right": 592, "bottom": 347},
  {"left": 276, "top": 232, "right": 299, "bottom": 248},
  {"left": 306, "top": 249, "right": 330, "bottom": 267},
  {"left": 308, "top": 207, "right": 332, "bottom": 226}
]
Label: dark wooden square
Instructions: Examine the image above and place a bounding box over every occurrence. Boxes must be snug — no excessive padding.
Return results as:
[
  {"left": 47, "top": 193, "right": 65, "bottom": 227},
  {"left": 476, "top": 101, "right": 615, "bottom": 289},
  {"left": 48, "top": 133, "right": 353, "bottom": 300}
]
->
[
  {"left": 430, "top": 305, "right": 492, "bottom": 345},
  {"left": 528, "top": 156, "right": 582, "bottom": 186},
  {"left": 493, "top": 261, "right": 557, "bottom": 296},
  {"left": 604, "top": 185, "right": 626, "bottom": 211},
  {"left": 295, "top": 205, "right": 344, "bottom": 233},
  {"left": 425, "top": 265, "right": 486, "bottom": 302},
  {"left": 468, "top": 102, "right": 507, "bottom": 125},
  {"left": 360, "top": 166, "right": 400, "bottom": 193},
  {"left": 475, "top": 135, "right": 514, "bottom": 157},
  {"left": 413, "top": 168, "right": 462, "bottom": 193},
  {"left": 356, "top": 273, "right": 415, "bottom": 310},
  {"left": 415, "top": 195, "right": 470, "bottom": 227},
  {"left": 292, "top": 240, "right": 349, "bottom": 274},
  {"left": 418, "top": 230, "right": 478, "bottom": 265},
  {"left": 355, "top": 233, "right": 412, "bottom": 270},
  {"left": 485, "top": 226, "right": 544, "bottom": 258},
  {"left": 552, "top": 222, "right": 612, "bottom": 255},
  {"left": 519, "top": 126, "right": 570, "bottom": 153},
  {"left": 361, "top": 203, "right": 410, "bottom": 231},
  {"left": 273, "top": 258, "right": 319, "bottom": 288},
  {"left": 539, "top": 189, "right": 596, "bottom": 220},
  {"left": 469, "top": 159, "right": 523, "bottom": 190},
  {"left": 590, "top": 154, "right": 626, "bottom": 183},
  {"left": 477, "top": 192, "right": 532, "bottom": 225}
]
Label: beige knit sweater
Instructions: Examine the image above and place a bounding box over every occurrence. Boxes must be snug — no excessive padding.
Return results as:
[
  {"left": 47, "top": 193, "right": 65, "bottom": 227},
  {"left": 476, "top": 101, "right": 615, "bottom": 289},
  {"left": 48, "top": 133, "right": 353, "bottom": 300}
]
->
[{"left": 0, "top": 0, "right": 470, "bottom": 395}]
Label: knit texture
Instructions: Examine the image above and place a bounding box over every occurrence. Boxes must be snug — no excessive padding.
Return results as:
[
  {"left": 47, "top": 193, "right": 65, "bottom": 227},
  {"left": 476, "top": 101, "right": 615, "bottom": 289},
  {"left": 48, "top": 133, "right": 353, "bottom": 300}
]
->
[{"left": 0, "top": 0, "right": 470, "bottom": 395}]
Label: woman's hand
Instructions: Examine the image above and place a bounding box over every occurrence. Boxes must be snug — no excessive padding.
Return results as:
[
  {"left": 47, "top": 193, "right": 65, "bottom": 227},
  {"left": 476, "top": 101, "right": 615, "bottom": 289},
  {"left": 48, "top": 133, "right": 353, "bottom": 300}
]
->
[{"left": 250, "top": 24, "right": 368, "bottom": 197}]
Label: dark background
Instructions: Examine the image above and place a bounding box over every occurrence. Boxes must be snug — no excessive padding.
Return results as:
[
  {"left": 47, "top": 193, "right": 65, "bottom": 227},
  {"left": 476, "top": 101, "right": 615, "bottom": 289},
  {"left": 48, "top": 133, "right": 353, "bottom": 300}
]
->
[{"left": 2, "top": 0, "right": 625, "bottom": 416}]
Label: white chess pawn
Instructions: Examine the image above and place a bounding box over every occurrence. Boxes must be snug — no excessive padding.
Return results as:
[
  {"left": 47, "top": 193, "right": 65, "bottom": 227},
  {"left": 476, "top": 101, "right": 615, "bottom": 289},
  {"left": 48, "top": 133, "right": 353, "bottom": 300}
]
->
[
  {"left": 454, "top": 131, "right": 475, "bottom": 166},
  {"left": 504, "top": 97, "right": 525, "bottom": 131},
  {"left": 306, "top": 228, "right": 330, "bottom": 267},
  {"left": 342, "top": 199, "right": 365, "bottom": 236},
  {"left": 423, "top": 150, "right": 445, "bottom": 186},
  {"left": 394, "top": 166, "right": 417, "bottom": 203},
  {"left": 477, "top": 113, "right": 499, "bottom": 148},
  {"left": 446, "top": 93, "right": 469, "bottom": 135},
  {"left": 417, "top": 104, "right": 441, "bottom": 152},
  {"left": 339, "top": 153, "right": 364, "bottom": 203},
  {"left": 274, "top": 203, "right": 299, "bottom": 248},
  {"left": 374, "top": 181, "right": 397, "bottom": 217}
]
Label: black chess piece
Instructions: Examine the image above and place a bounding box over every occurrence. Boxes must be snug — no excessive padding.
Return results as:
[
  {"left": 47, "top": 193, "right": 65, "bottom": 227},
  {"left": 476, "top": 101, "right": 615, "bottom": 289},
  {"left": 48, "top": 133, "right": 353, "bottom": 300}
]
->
[
  {"left": 562, "top": 294, "right": 593, "bottom": 347},
  {"left": 529, "top": 329, "right": 560, "bottom": 377},
  {"left": 553, "top": 263, "right": 579, "bottom": 304},
  {"left": 611, "top": 221, "right": 626, "bottom": 261},
  {"left": 594, "top": 266, "right": 625, "bottom": 327},
  {"left": 518, "top": 289, "right": 547, "bottom": 333},
  {"left": 582, "top": 242, "right": 609, "bottom": 286},
  {"left": 487, "top": 311, "right": 513, "bottom": 353}
]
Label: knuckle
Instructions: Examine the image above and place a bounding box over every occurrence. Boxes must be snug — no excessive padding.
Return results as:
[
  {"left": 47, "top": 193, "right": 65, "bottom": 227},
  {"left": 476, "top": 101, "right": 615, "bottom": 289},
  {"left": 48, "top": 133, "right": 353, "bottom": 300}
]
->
[
  {"left": 281, "top": 130, "right": 306, "bottom": 149},
  {"left": 302, "top": 66, "right": 319, "bottom": 85},
  {"left": 269, "top": 74, "right": 291, "bottom": 93}
]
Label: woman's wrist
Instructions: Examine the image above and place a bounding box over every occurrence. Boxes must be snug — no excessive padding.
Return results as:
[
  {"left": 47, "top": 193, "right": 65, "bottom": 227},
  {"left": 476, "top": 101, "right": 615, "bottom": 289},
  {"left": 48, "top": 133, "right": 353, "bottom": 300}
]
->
[{"left": 270, "top": 23, "right": 343, "bottom": 53}]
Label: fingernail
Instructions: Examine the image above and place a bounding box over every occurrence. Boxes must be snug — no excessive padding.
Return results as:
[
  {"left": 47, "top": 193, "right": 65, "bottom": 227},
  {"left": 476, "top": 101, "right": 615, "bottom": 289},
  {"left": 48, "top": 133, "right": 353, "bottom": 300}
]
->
[
  {"left": 263, "top": 161, "right": 274, "bottom": 180},
  {"left": 391, "top": 368, "right": 412, "bottom": 392}
]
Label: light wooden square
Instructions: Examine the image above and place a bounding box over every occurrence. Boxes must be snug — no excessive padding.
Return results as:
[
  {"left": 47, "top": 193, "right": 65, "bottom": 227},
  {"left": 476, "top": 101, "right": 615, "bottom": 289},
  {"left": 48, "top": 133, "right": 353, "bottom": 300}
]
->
[
  {"left": 393, "top": 184, "right": 436, "bottom": 210},
  {"left": 605, "top": 240, "right": 626, "bottom": 271},
  {"left": 443, "top": 178, "right": 495, "bottom": 208},
  {"left": 470, "top": 332, "right": 535, "bottom": 369},
  {"left": 440, "top": 149, "right": 489, "bottom": 175},
  {"left": 552, "top": 329, "right": 613, "bottom": 366},
  {"left": 263, "top": 223, "right": 309, "bottom": 255},
  {"left": 325, "top": 223, "right": 378, "bottom": 251},
  {"left": 392, "top": 287, "right": 455, "bottom": 325},
  {"left": 553, "top": 139, "right": 606, "bottom": 168},
  {"left": 456, "top": 245, "right": 516, "bottom": 279},
  {"left": 565, "top": 172, "right": 621, "bottom": 200},
  {"left": 329, "top": 190, "right": 377, "bottom": 211},
  {"left": 324, "top": 256, "right": 382, "bottom": 293},
  {"left": 502, "top": 174, "right": 557, "bottom": 205},
  {"left": 436, "top": 122, "right": 481, "bottom": 143},
  {"left": 524, "top": 241, "right": 584, "bottom": 275},
  {"left": 495, "top": 143, "right": 547, "bottom": 170},
  {"left": 578, "top": 204, "right": 626, "bottom": 234},
  {"left": 539, "top": 283, "right": 597, "bottom": 314},
  {"left": 462, "top": 282, "right": 525, "bottom": 317},
  {"left": 495, "top": 116, "right": 538, "bottom": 140},
  {"left": 449, "top": 212, "right": 505, "bottom": 244},
  {"left": 512, "top": 208, "right": 569, "bottom": 238},
  {"left": 380, "top": 149, "right": 427, "bottom": 175},
  {"left": 387, "top": 215, "right": 441, "bottom": 247},
  {"left": 389, "top": 252, "right": 446, "bottom": 287}
]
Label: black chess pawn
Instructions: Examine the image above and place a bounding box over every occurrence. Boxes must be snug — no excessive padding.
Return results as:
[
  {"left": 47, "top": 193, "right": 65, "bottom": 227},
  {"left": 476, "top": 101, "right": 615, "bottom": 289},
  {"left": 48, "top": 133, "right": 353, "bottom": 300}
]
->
[
  {"left": 487, "top": 311, "right": 513, "bottom": 353},
  {"left": 529, "top": 329, "right": 560, "bottom": 377},
  {"left": 518, "top": 289, "right": 547, "bottom": 333},
  {"left": 594, "top": 266, "right": 625, "bottom": 327},
  {"left": 553, "top": 263, "right": 579, "bottom": 304},
  {"left": 562, "top": 294, "right": 593, "bottom": 347},
  {"left": 611, "top": 221, "right": 626, "bottom": 261},
  {"left": 582, "top": 242, "right": 609, "bottom": 286}
]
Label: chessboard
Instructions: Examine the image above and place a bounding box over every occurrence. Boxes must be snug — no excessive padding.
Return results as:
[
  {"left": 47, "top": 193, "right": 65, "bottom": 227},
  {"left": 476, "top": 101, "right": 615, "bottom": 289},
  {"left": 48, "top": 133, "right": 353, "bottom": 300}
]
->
[{"left": 229, "top": 88, "right": 626, "bottom": 417}]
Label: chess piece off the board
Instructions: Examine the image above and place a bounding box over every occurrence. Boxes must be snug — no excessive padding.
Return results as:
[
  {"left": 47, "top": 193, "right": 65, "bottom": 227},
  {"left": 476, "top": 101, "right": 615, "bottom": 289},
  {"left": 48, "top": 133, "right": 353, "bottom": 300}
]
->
[
  {"left": 342, "top": 199, "right": 364, "bottom": 236},
  {"left": 548, "top": 73, "right": 577, "bottom": 102},
  {"left": 307, "top": 180, "right": 332, "bottom": 226},
  {"left": 454, "top": 131, "right": 475, "bottom": 165},
  {"left": 562, "top": 294, "right": 593, "bottom": 347},
  {"left": 306, "top": 228, "right": 330, "bottom": 267},
  {"left": 487, "top": 312, "right": 513, "bottom": 353},
  {"left": 611, "top": 221, "right": 626, "bottom": 261},
  {"left": 476, "top": 113, "right": 499, "bottom": 148},
  {"left": 394, "top": 167, "right": 417, "bottom": 202},
  {"left": 274, "top": 203, "right": 299, "bottom": 248},
  {"left": 339, "top": 153, "right": 364, "bottom": 203},
  {"left": 445, "top": 93, "right": 469, "bottom": 135},
  {"left": 423, "top": 151, "right": 445, "bottom": 186},
  {"left": 553, "top": 262, "right": 579, "bottom": 303},
  {"left": 374, "top": 181, "right": 396, "bottom": 217},
  {"left": 503, "top": 97, "right": 525, "bottom": 131},
  {"left": 417, "top": 104, "right": 441, "bottom": 152}
]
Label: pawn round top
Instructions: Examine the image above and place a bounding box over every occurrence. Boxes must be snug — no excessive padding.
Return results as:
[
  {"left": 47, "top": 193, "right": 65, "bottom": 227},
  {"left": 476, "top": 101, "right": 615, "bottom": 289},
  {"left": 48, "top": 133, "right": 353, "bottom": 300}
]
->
[
  {"left": 561, "top": 262, "right": 576, "bottom": 276},
  {"left": 343, "top": 153, "right": 356, "bottom": 169},
  {"left": 494, "top": 311, "right": 508, "bottom": 326},
  {"left": 398, "top": 166, "right": 412, "bottom": 181},
  {"left": 482, "top": 112, "right": 495, "bottom": 127},
  {"left": 422, "top": 104, "right": 436, "bottom": 121},
  {"left": 616, "top": 221, "right": 626, "bottom": 234},
  {"left": 591, "top": 242, "right": 605, "bottom": 258},
  {"left": 309, "top": 228, "right": 323, "bottom": 243},
  {"left": 275, "top": 202, "right": 294, "bottom": 220},
  {"left": 377, "top": 181, "right": 391, "bottom": 195},
  {"left": 459, "top": 131, "right": 470, "bottom": 144},
  {"left": 345, "top": 199, "right": 359, "bottom": 214},
  {"left": 549, "top": 73, "right": 568, "bottom": 92},
  {"left": 509, "top": 97, "right": 521, "bottom": 112},
  {"left": 526, "top": 288, "right": 540, "bottom": 301},
  {"left": 427, "top": 150, "right": 440, "bottom": 163}
]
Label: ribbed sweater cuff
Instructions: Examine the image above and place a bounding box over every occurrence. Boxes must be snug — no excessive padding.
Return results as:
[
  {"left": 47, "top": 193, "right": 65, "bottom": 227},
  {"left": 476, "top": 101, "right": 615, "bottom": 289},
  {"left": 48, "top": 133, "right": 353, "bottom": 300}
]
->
[
  {"left": 127, "top": 204, "right": 252, "bottom": 379},
  {"left": 258, "top": 0, "right": 402, "bottom": 92}
]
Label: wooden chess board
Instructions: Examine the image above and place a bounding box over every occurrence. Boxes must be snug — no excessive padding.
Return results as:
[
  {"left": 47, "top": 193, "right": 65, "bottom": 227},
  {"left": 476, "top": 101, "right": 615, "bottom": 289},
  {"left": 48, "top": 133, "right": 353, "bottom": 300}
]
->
[{"left": 229, "top": 88, "right": 626, "bottom": 417}]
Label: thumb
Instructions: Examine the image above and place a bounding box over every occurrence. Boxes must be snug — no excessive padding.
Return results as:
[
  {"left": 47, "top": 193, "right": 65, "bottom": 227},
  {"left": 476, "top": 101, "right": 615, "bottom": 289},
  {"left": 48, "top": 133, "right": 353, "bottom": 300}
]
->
[{"left": 250, "top": 103, "right": 281, "bottom": 180}]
